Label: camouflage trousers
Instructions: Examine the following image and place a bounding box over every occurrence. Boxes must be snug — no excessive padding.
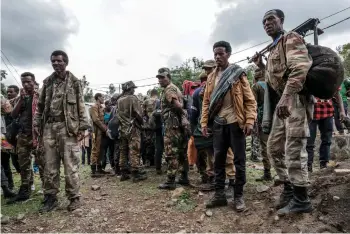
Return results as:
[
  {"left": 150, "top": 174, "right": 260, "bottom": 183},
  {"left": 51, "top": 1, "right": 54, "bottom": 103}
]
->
[
  {"left": 142, "top": 130, "right": 155, "bottom": 165},
  {"left": 267, "top": 94, "right": 312, "bottom": 187},
  {"left": 91, "top": 130, "right": 103, "bottom": 166},
  {"left": 17, "top": 133, "right": 34, "bottom": 187},
  {"left": 119, "top": 127, "right": 141, "bottom": 171},
  {"left": 33, "top": 141, "right": 46, "bottom": 184},
  {"left": 258, "top": 125, "right": 271, "bottom": 170},
  {"left": 43, "top": 122, "right": 80, "bottom": 199},
  {"left": 163, "top": 124, "right": 187, "bottom": 178}
]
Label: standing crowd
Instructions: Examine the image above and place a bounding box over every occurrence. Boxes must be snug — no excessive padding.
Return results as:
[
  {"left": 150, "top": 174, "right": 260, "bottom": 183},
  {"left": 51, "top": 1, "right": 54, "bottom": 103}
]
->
[{"left": 1, "top": 9, "right": 350, "bottom": 217}]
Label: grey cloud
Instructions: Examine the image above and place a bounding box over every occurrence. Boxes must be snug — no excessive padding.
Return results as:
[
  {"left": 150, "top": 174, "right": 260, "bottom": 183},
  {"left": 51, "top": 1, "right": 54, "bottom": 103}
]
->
[
  {"left": 166, "top": 54, "right": 183, "bottom": 68},
  {"left": 211, "top": 0, "right": 350, "bottom": 51},
  {"left": 1, "top": 0, "right": 79, "bottom": 67}
]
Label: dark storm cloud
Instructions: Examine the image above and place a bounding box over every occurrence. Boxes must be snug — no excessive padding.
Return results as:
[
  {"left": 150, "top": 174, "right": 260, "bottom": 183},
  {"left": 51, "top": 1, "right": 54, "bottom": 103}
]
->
[
  {"left": 1, "top": 0, "right": 79, "bottom": 67},
  {"left": 211, "top": 0, "right": 350, "bottom": 50}
]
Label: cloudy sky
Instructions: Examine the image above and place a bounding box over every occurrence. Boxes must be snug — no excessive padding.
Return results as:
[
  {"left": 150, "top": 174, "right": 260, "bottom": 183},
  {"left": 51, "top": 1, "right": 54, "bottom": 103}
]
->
[{"left": 1, "top": 0, "right": 350, "bottom": 94}]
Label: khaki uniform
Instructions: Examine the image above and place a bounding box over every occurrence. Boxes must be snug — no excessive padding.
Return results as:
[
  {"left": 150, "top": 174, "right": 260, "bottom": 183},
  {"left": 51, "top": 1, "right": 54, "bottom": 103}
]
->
[
  {"left": 161, "top": 83, "right": 188, "bottom": 178},
  {"left": 34, "top": 71, "right": 89, "bottom": 199},
  {"left": 90, "top": 103, "right": 106, "bottom": 166},
  {"left": 265, "top": 32, "right": 313, "bottom": 187},
  {"left": 117, "top": 94, "right": 143, "bottom": 171}
]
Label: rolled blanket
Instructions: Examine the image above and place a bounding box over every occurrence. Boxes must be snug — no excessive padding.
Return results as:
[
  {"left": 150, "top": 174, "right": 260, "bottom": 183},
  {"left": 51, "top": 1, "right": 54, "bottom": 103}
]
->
[{"left": 208, "top": 64, "right": 244, "bottom": 122}]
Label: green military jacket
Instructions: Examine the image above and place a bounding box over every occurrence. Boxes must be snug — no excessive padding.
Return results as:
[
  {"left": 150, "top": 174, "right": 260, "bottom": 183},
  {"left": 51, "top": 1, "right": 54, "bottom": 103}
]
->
[{"left": 33, "top": 71, "right": 90, "bottom": 136}]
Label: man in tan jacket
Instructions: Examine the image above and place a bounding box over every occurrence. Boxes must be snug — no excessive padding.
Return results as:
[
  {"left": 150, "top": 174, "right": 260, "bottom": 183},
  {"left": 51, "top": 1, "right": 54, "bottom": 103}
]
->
[{"left": 201, "top": 41, "right": 257, "bottom": 212}]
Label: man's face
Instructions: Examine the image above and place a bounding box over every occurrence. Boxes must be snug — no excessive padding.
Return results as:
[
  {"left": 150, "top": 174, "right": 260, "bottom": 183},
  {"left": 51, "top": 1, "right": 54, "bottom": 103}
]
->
[
  {"left": 263, "top": 13, "right": 282, "bottom": 37},
  {"left": 214, "top": 47, "right": 230, "bottom": 67},
  {"left": 158, "top": 76, "right": 170, "bottom": 88},
  {"left": 7, "top": 88, "right": 18, "bottom": 99},
  {"left": 204, "top": 67, "right": 214, "bottom": 76},
  {"left": 98, "top": 96, "right": 104, "bottom": 104},
  {"left": 51, "top": 55, "right": 67, "bottom": 73},
  {"left": 21, "top": 76, "right": 34, "bottom": 93}
]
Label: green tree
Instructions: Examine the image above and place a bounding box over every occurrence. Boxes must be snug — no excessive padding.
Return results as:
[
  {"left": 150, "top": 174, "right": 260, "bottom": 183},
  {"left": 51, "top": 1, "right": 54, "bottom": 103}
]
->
[
  {"left": 81, "top": 75, "right": 93, "bottom": 102},
  {"left": 170, "top": 57, "right": 204, "bottom": 90},
  {"left": 245, "top": 64, "right": 257, "bottom": 86},
  {"left": 1, "top": 70, "right": 8, "bottom": 97},
  {"left": 108, "top": 84, "right": 116, "bottom": 95},
  {"left": 336, "top": 43, "right": 350, "bottom": 77}
]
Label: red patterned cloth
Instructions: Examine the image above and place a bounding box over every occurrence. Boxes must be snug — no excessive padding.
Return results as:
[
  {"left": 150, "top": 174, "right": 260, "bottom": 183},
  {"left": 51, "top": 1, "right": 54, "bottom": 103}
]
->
[{"left": 313, "top": 97, "right": 334, "bottom": 120}]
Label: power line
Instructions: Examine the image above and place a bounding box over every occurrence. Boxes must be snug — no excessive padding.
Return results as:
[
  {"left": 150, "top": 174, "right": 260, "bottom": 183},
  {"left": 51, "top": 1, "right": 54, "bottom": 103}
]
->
[
  {"left": 320, "top": 6, "right": 350, "bottom": 20},
  {"left": 1, "top": 56, "right": 21, "bottom": 86},
  {"left": 1, "top": 50, "right": 21, "bottom": 77}
]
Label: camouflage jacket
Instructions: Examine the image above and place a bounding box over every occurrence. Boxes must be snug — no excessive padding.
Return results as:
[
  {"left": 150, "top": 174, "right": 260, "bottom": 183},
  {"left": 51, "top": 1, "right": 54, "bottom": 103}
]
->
[
  {"left": 266, "top": 31, "right": 312, "bottom": 96},
  {"left": 143, "top": 97, "right": 157, "bottom": 129},
  {"left": 117, "top": 94, "right": 142, "bottom": 133},
  {"left": 161, "top": 82, "right": 183, "bottom": 118},
  {"left": 33, "top": 71, "right": 90, "bottom": 136}
]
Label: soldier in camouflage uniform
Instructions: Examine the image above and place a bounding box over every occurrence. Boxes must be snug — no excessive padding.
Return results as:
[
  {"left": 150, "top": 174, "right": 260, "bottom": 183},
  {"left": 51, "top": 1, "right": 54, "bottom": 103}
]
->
[
  {"left": 8, "top": 72, "right": 38, "bottom": 204},
  {"left": 157, "top": 67, "right": 190, "bottom": 190},
  {"left": 251, "top": 68, "right": 272, "bottom": 181},
  {"left": 253, "top": 9, "right": 313, "bottom": 215},
  {"left": 117, "top": 81, "right": 147, "bottom": 182},
  {"left": 34, "top": 50, "right": 90, "bottom": 212},
  {"left": 142, "top": 89, "right": 158, "bottom": 166}
]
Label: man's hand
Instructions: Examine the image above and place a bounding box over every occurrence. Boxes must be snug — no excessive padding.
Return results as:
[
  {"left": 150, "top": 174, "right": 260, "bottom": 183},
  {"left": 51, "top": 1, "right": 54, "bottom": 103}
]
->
[
  {"left": 77, "top": 131, "right": 85, "bottom": 141},
  {"left": 251, "top": 52, "right": 265, "bottom": 69},
  {"left": 202, "top": 126, "right": 208, "bottom": 137},
  {"left": 243, "top": 124, "right": 253, "bottom": 136},
  {"left": 276, "top": 94, "right": 293, "bottom": 119},
  {"left": 340, "top": 111, "right": 346, "bottom": 121},
  {"left": 20, "top": 89, "right": 27, "bottom": 99}
]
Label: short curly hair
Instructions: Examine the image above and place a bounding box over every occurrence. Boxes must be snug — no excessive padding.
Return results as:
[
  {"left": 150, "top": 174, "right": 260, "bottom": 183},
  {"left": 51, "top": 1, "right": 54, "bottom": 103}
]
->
[{"left": 213, "top": 41, "right": 232, "bottom": 53}]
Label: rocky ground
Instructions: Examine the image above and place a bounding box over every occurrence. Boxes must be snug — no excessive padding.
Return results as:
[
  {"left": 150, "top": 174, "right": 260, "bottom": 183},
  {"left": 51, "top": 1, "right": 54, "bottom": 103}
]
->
[{"left": 1, "top": 135, "right": 350, "bottom": 233}]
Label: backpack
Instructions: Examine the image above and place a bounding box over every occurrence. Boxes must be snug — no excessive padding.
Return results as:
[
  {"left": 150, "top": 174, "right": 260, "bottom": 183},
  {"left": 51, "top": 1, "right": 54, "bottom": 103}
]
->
[
  {"left": 304, "top": 44, "right": 344, "bottom": 99},
  {"left": 281, "top": 33, "right": 344, "bottom": 99}
]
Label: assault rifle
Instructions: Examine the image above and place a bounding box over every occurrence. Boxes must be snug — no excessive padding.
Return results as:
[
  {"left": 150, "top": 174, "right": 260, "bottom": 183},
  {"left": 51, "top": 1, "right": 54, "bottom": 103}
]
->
[{"left": 248, "top": 18, "right": 324, "bottom": 63}]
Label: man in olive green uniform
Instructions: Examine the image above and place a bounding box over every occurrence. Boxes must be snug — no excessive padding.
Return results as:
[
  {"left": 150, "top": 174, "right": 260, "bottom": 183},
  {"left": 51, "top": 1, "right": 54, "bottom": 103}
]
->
[
  {"left": 253, "top": 9, "right": 313, "bottom": 215},
  {"left": 117, "top": 81, "right": 147, "bottom": 182},
  {"left": 142, "top": 89, "right": 158, "bottom": 166},
  {"left": 34, "top": 50, "right": 89, "bottom": 213},
  {"left": 157, "top": 68, "right": 189, "bottom": 190},
  {"left": 90, "top": 93, "right": 109, "bottom": 176}
]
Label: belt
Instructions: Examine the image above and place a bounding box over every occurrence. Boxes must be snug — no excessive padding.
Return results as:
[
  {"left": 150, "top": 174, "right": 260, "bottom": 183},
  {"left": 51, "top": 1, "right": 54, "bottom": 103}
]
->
[{"left": 47, "top": 116, "right": 65, "bottom": 123}]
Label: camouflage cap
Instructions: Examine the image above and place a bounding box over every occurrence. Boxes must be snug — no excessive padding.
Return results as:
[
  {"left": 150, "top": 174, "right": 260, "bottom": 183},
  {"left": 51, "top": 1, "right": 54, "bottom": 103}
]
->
[
  {"left": 202, "top": 60, "right": 216, "bottom": 68},
  {"left": 121, "top": 81, "right": 137, "bottom": 91},
  {"left": 156, "top": 67, "right": 171, "bottom": 78}
]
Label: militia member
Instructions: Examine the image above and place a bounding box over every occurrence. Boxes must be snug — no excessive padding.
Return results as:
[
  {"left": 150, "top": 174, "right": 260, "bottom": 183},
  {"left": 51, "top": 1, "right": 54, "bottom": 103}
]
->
[
  {"left": 34, "top": 50, "right": 89, "bottom": 212},
  {"left": 117, "top": 81, "right": 147, "bottom": 182},
  {"left": 157, "top": 67, "right": 189, "bottom": 190},
  {"left": 253, "top": 9, "right": 313, "bottom": 214},
  {"left": 201, "top": 41, "right": 257, "bottom": 211},
  {"left": 251, "top": 68, "right": 272, "bottom": 181},
  {"left": 90, "top": 93, "right": 109, "bottom": 176},
  {"left": 8, "top": 72, "right": 39, "bottom": 204},
  {"left": 142, "top": 89, "right": 158, "bottom": 166}
]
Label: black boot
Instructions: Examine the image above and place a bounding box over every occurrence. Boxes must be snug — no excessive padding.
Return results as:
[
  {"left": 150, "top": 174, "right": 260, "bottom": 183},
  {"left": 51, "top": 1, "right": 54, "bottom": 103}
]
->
[
  {"left": 6, "top": 185, "right": 30, "bottom": 204},
  {"left": 91, "top": 165, "right": 102, "bottom": 177},
  {"left": 275, "top": 182, "right": 294, "bottom": 209},
  {"left": 256, "top": 169, "right": 272, "bottom": 181},
  {"left": 120, "top": 170, "right": 131, "bottom": 181},
  {"left": 206, "top": 189, "right": 228, "bottom": 208},
  {"left": 277, "top": 186, "right": 312, "bottom": 215},
  {"left": 156, "top": 169, "right": 163, "bottom": 175},
  {"left": 307, "top": 163, "right": 313, "bottom": 173},
  {"left": 132, "top": 170, "right": 147, "bottom": 183},
  {"left": 67, "top": 197, "right": 81, "bottom": 211},
  {"left": 177, "top": 171, "right": 190, "bottom": 186},
  {"left": 158, "top": 176, "right": 176, "bottom": 190},
  {"left": 39, "top": 194, "right": 58, "bottom": 213},
  {"left": 200, "top": 176, "right": 215, "bottom": 191},
  {"left": 115, "top": 166, "right": 121, "bottom": 176},
  {"left": 1, "top": 185, "right": 16, "bottom": 198},
  {"left": 320, "top": 161, "right": 327, "bottom": 169}
]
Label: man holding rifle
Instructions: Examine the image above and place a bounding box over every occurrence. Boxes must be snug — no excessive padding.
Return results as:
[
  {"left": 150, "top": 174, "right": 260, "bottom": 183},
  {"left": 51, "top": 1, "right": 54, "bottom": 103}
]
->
[{"left": 252, "top": 9, "right": 313, "bottom": 215}]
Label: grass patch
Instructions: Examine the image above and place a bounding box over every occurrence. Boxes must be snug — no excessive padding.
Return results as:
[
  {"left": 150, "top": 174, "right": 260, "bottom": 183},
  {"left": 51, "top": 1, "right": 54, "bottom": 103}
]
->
[{"left": 175, "top": 191, "right": 196, "bottom": 212}]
